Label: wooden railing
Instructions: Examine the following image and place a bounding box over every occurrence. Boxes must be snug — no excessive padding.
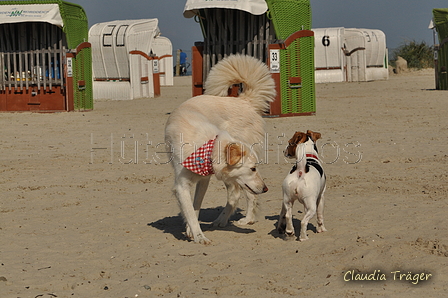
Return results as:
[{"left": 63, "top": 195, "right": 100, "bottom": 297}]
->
[{"left": 0, "top": 47, "right": 65, "bottom": 91}]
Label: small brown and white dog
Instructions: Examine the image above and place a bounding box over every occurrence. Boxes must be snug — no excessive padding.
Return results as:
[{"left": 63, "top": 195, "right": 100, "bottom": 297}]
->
[{"left": 277, "top": 130, "right": 327, "bottom": 241}]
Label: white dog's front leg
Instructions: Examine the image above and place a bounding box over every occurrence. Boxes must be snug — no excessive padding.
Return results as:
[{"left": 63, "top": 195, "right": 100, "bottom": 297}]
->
[
  {"left": 236, "top": 191, "right": 257, "bottom": 225},
  {"left": 193, "top": 176, "right": 211, "bottom": 219},
  {"left": 213, "top": 182, "right": 241, "bottom": 227},
  {"left": 174, "top": 177, "right": 211, "bottom": 244}
]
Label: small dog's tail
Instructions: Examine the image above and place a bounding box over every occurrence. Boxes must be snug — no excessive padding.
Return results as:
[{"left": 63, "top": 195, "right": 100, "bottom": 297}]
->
[
  {"left": 204, "top": 54, "right": 276, "bottom": 114},
  {"left": 295, "top": 143, "right": 307, "bottom": 178}
]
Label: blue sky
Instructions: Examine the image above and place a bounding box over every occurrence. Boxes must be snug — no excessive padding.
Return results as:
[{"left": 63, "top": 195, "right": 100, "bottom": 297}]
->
[{"left": 70, "top": 0, "right": 446, "bottom": 58}]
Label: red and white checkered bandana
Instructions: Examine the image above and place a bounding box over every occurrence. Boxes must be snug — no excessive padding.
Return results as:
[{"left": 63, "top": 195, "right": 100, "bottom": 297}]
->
[{"left": 182, "top": 138, "right": 215, "bottom": 176}]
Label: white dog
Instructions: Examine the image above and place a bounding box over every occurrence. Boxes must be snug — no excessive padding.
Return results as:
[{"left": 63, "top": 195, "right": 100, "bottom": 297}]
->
[
  {"left": 165, "top": 54, "right": 276, "bottom": 244},
  {"left": 277, "top": 130, "right": 327, "bottom": 241}
]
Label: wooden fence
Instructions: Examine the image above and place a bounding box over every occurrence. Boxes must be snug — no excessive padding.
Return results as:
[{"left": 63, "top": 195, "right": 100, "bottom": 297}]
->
[
  {"left": 0, "top": 48, "right": 65, "bottom": 92},
  {"left": 0, "top": 22, "right": 66, "bottom": 92}
]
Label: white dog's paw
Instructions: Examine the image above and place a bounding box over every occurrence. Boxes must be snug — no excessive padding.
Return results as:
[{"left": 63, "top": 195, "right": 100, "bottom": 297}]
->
[
  {"left": 195, "top": 235, "right": 211, "bottom": 245},
  {"left": 186, "top": 228, "right": 211, "bottom": 244},
  {"left": 236, "top": 217, "right": 255, "bottom": 225},
  {"left": 299, "top": 236, "right": 309, "bottom": 242},
  {"left": 212, "top": 218, "right": 228, "bottom": 228},
  {"left": 187, "top": 231, "right": 211, "bottom": 245},
  {"left": 186, "top": 226, "right": 193, "bottom": 239}
]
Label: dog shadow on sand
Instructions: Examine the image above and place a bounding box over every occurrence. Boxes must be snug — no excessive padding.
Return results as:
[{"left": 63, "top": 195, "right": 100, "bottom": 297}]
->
[
  {"left": 147, "top": 207, "right": 256, "bottom": 241},
  {"left": 266, "top": 212, "right": 317, "bottom": 240}
]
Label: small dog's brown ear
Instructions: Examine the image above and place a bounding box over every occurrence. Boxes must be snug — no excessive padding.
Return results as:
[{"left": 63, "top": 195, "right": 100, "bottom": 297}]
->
[
  {"left": 286, "top": 132, "right": 306, "bottom": 158},
  {"left": 226, "top": 143, "right": 245, "bottom": 166},
  {"left": 307, "top": 130, "right": 321, "bottom": 142},
  {"left": 298, "top": 132, "right": 307, "bottom": 144},
  {"left": 290, "top": 131, "right": 307, "bottom": 144}
]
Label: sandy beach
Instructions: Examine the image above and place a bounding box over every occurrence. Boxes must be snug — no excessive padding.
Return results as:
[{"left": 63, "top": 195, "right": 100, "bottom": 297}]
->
[{"left": 1, "top": 69, "right": 447, "bottom": 297}]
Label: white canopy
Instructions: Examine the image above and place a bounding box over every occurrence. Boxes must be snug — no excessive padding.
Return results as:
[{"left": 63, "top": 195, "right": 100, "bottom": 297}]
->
[
  {"left": 90, "top": 18, "right": 173, "bottom": 100},
  {"left": 313, "top": 27, "right": 388, "bottom": 83},
  {"left": 0, "top": 4, "right": 63, "bottom": 27},
  {"left": 89, "top": 19, "right": 160, "bottom": 79},
  {"left": 183, "top": 0, "right": 268, "bottom": 18}
]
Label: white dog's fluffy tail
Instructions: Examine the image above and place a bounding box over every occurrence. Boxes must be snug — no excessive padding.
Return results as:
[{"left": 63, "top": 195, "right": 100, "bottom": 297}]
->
[{"left": 204, "top": 54, "right": 276, "bottom": 113}]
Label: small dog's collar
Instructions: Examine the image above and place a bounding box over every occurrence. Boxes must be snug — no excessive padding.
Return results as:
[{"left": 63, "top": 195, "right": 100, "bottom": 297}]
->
[
  {"left": 306, "top": 153, "right": 319, "bottom": 160},
  {"left": 182, "top": 138, "right": 216, "bottom": 176}
]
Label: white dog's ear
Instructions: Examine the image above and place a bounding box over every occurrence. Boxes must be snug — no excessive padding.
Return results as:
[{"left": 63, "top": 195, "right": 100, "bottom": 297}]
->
[{"left": 225, "top": 143, "right": 246, "bottom": 166}]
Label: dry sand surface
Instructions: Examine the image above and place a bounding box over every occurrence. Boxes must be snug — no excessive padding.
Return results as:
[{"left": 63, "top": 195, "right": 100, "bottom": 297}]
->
[{"left": 1, "top": 70, "right": 448, "bottom": 297}]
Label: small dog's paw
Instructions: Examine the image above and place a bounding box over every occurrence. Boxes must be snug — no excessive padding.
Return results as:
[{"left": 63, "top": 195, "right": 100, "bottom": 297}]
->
[
  {"left": 299, "top": 236, "right": 309, "bottom": 242},
  {"left": 236, "top": 217, "right": 255, "bottom": 225},
  {"left": 285, "top": 231, "right": 295, "bottom": 237},
  {"left": 277, "top": 222, "right": 286, "bottom": 234},
  {"left": 282, "top": 232, "right": 295, "bottom": 241},
  {"left": 317, "top": 226, "right": 327, "bottom": 233}
]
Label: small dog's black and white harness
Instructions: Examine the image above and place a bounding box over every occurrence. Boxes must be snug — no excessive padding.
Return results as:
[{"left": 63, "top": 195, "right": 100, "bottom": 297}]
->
[{"left": 290, "top": 154, "right": 324, "bottom": 177}]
